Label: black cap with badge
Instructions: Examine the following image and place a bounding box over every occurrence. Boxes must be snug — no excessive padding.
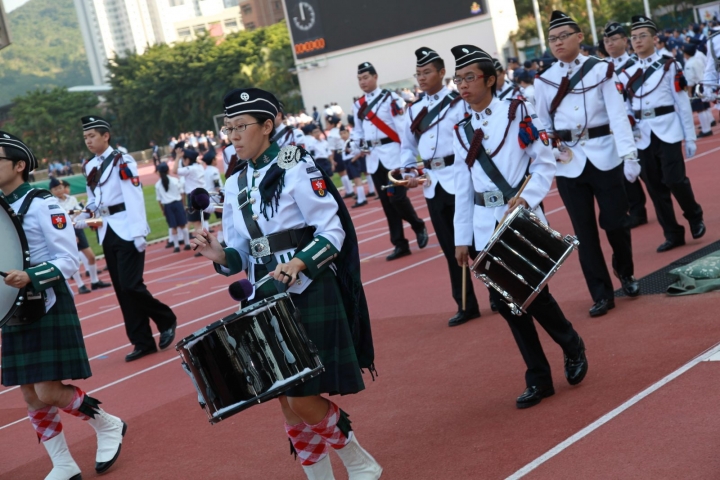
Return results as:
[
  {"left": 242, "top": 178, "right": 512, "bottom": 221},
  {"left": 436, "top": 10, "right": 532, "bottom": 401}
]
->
[
  {"left": 81, "top": 116, "right": 111, "bottom": 131},
  {"left": 0, "top": 130, "right": 38, "bottom": 172},
  {"left": 450, "top": 44, "right": 494, "bottom": 69},
  {"left": 631, "top": 15, "right": 657, "bottom": 32},
  {"left": 415, "top": 47, "right": 441, "bottom": 67},
  {"left": 549, "top": 10, "right": 579, "bottom": 31},
  {"left": 223, "top": 88, "right": 280, "bottom": 119},
  {"left": 604, "top": 22, "right": 626, "bottom": 37},
  {"left": 358, "top": 62, "right": 376, "bottom": 75}
]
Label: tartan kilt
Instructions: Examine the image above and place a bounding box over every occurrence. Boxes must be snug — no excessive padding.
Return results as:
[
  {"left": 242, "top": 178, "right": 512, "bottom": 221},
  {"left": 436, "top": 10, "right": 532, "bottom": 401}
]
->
[
  {"left": 1, "top": 281, "right": 91, "bottom": 386},
  {"left": 254, "top": 265, "right": 365, "bottom": 397}
]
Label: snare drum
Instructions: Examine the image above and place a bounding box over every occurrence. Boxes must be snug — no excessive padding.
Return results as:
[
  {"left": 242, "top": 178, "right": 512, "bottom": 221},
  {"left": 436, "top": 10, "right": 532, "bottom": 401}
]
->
[
  {"left": 471, "top": 206, "right": 579, "bottom": 315},
  {"left": 0, "top": 197, "right": 30, "bottom": 328},
  {"left": 176, "top": 293, "right": 324, "bottom": 424}
]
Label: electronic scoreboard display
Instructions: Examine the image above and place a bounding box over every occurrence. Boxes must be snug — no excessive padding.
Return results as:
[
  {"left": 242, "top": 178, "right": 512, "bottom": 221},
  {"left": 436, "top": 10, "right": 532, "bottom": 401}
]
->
[{"left": 285, "top": 0, "right": 487, "bottom": 59}]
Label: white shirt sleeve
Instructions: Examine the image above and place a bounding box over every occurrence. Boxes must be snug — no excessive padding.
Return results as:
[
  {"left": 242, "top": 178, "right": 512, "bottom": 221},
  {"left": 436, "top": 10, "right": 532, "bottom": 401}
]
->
[{"left": 453, "top": 129, "right": 475, "bottom": 247}]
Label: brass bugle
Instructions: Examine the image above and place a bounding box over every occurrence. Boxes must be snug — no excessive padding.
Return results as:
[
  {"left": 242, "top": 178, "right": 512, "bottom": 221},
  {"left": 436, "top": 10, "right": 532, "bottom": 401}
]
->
[
  {"left": 381, "top": 167, "right": 431, "bottom": 190},
  {"left": 72, "top": 218, "right": 103, "bottom": 228}
]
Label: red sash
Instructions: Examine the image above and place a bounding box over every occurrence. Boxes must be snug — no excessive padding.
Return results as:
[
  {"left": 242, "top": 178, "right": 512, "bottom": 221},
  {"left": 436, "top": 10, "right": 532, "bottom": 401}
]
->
[{"left": 357, "top": 95, "right": 400, "bottom": 143}]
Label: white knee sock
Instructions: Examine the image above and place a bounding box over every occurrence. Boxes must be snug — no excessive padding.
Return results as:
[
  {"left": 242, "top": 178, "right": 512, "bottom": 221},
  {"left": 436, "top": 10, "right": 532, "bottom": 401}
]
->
[
  {"left": 72, "top": 271, "right": 86, "bottom": 289},
  {"left": 80, "top": 251, "right": 90, "bottom": 272},
  {"left": 366, "top": 175, "right": 375, "bottom": 194},
  {"left": 88, "top": 264, "right": 99, "bottom": 284},
  {"left": 172, "top": 231, "right": 179, "bottom": 248},
  {"left": 341, "top": 175, "right": 353, "bottom": 195},
  {"left": 355, "top": 182, "right": 366, "bottom": 203},
  {"left": 168, "top": 228, "right": 173, "bottom": 241},
  {"left": 699, "top": 109, "right": 712, "bottom": 133},
  {"left": 183, "top": 227, "right": 191, "bottom": 245}
]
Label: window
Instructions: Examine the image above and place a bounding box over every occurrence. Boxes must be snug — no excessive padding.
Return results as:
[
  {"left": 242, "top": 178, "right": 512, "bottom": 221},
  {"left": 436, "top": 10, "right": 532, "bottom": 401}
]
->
[
  {"left": 177, "top": 27, "right": 191, "bottom": 37},
  {"left": 169, "top": 0, "right": 184, "bottom": 6},
  {"left": 273, "top": 1, "right": 281, "bottom": 11},
  {"left": 194, "top": 24, "right": 206, "bottom": 35},
  {"left": 244, "top": 21, "right": 255, "bottom": 30},
  {"left": 224, "top": 18, "right": 238, "bottom": 29},
  {"left": 241, "top": 4, "right": 252, "bottom": 15}
]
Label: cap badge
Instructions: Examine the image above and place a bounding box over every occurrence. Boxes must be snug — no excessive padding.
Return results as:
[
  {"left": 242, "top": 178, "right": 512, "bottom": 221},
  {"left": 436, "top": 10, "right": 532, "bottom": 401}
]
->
[
  {"left": 364, "top": 63, "right": 369, "bottom": 67},
  {"left": 422, "top": 50, "right": 427, "bottom": 55},
  {"left": 3, "top": 134, "right": 9, "bottom": 138},
  {"left": 89, "top": 117, "right": 95, "bottom": 121},
  {"left": 462, "top": 48, "right": 469, "bottom": 54},
  {"left": 240, "top": 92, "right": 250, "bottom": 101}
]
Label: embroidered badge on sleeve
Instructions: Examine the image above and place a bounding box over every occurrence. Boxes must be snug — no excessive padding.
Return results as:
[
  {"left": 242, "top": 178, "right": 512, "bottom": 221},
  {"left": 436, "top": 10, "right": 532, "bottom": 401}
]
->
[
  {"left": 51, "top": 213, "right": 67, "bottom": 230},
  {"left": 310, "top": 177, "right": 327, "bottom": 197}
]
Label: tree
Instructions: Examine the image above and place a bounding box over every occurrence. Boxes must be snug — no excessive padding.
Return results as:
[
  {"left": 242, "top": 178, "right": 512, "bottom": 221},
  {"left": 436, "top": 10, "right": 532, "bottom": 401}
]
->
[
  {"left": 105, "top": 22, "right": 300, "bottom": 150},
  {"left": 6, "top": 87, "right": 99, "bottom": 162}
]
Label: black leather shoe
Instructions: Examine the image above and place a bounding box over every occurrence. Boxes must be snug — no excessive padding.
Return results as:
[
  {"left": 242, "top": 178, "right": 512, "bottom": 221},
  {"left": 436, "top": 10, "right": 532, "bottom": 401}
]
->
[
  {"left": 125, "top": 347, "right": 157, "bottom": 362},
  {"left": 698, "top": 130, "right": 714, "bottom": 138},
  {"left": 95, "top": 422, "right": 127, "bottom": 474},
  {"left": 343, "top": 193, "right": 356, "bottom": 199},
  {"left": 367, "top": 191, "right": 377, "bottom": 198},
  {"left": 173, "top": 247, "right": 180, "bottom": 253},
  {"left": 565, "top": 338, "right": 588, "bottom": 386},
  {"left": 712, "top": 120, "right": 717, "bottom": 127},
  {"left": 619, "top": 276, "right": 640, "bottom": 297},
  {"left": 657, "top": 238, "right": 685, "bottom": 252},
  {"left": 589, "top": 298, "right": 615, "bottom": 317},
  {"left": 416, "top": 227, "right": 429, "bottom": 249},
  {"left": 516, "top": 385, "right": 555, "bottom": 409},
  {"left": 628, "top": 216, "right": 648, "bottom": 229},
  {"left": 691, "top": 221, "right": 706, "bottom": 240},
  {"left": 184, "top": 244, "right": 192, "bottom": 251},
  {"left": 159, "top": 322, "right": 177, "bottom": 350},
  {"left": 91, "top": 280, "right": 112, "bottom": 290},
  {"left": 448, "top": 309, "right": 481, "bottom": 327},
  {"left": 165, "top": 241, "right": 173, "bottom": 249},
  {"left": 78, "top": 285, "right": 91, "bottom": 295},
  {"left": 386, "top": 247, "right": 411, "bottom": 261},
  {"left": 351, "top": 200, "right": 368, "bottom": 208}
]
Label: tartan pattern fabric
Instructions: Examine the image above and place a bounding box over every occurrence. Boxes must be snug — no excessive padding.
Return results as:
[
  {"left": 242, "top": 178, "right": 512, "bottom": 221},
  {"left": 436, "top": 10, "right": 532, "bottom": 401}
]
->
[
  {"left": 1, "top": 282, "right": 91, "bottom": 386},
  {"left": 254, "top": 265, "right": 365, "bottom": 397},
  {"left": 28, "top": 405, "right": 63, "bottom": 442},
  {"left": 60, "top": 385, "right": 90, "bottom": 420},
  {"left": 308, "top": 401, "right": 350, "bottom": 450},
  {"left": 284, "top": 421, "right": 329, "bottom": 466}
]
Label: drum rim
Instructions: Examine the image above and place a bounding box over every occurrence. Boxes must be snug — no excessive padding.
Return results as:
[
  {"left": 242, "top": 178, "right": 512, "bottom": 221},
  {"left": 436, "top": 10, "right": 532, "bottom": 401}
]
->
[{"left": 0, "top": 196, "right": 30, "bottom": 327}]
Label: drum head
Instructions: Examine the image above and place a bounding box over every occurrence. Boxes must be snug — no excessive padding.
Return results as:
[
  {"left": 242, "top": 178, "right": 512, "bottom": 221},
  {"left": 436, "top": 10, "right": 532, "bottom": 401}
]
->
[{"left": 0, "top": 197, "right": 29, "bottom": 326}]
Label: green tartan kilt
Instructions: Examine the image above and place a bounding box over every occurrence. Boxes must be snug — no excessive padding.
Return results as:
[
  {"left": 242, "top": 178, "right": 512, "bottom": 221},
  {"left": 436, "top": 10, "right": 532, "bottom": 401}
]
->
[
  {"left": 254, "top": 265, "right": 365, "bottom": 397},
  {"left": 1, "top": 281, "right": 92, "bottom": 386}
]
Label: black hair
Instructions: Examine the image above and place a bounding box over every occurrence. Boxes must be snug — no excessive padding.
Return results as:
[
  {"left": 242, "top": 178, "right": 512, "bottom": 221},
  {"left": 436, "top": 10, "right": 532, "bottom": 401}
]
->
[
  {"left": 428, "top": 58, "right": 445, "bottom": 71},
  {"left": 91, "top": 127, "right": 112, "bottom": 144},
  {"left": 2, "top": 145, "right": 30, "bottom": 181},
  {"left": 159, "top": 169, "right": 170, "bottom": 192},
  {"left": 247, "top": 112, "right": 277, "bottom": 140},
  {"left": 597, "top": 40, "right": 609, "bottom": 57}
]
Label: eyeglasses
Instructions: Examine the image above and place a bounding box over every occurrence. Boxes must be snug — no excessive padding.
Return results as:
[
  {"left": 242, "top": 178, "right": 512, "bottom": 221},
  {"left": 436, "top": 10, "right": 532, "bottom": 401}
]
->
[
  {"left": 630, "top": 33, "right": 652, "bottom": 41},
  {"left": 221, "top": 122, "right": 261, "bottom": 135},
  {"left": 413, "top": 69, "right": 439, "bottom": 79},
  {"left": 548, "top": 31, "right": 578, "bottom": 44},
  {"left": 452, "top": 73, "right": 484, "bottom": 85}
]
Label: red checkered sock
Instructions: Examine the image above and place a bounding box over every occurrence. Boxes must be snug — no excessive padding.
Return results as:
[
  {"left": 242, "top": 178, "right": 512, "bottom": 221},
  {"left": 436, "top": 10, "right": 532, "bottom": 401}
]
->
[
  {"left": 308, "top": 400, "right": 351, "bottom": 450},
  {"left": 284, "top": 421, "right": 329, "bottom": 466},
  {"left": 60, "top": 385, "right": 98, "bottom": 421},
  {"left": 28, "top": 406, "right": 63, "bottom": 443}
]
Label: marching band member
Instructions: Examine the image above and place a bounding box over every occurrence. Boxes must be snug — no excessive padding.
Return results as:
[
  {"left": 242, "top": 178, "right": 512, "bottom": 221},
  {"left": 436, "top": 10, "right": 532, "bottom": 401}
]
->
[
  {"left": 340, "top": 126, "right": 369, "bottom": 208},
  {"left": 400, "top": 47, "right": 482, "bottom": 327},
  {"left": 534, "top": 11, "right": 641, "bottom": 317},
  {"left": 352, "top": 62, "right": 428, "bottom": 261},
  {"left": 0, "top": 131, "right": 126, "bottom": 479},
  {"left": 624, "top": 15, "right": 705, "bottom": 252},
  {"left": 77, "top": 116, "right": 177, "bottom": 361},
  {"left": 192, "top": 88, "right": 381, "bottom": 480},
  {"left": 451, "top": 46, "right": 588, "bottom": 409}
]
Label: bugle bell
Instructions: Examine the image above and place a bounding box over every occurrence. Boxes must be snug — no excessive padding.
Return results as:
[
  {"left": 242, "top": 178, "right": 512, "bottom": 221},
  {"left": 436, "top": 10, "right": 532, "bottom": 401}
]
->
[{"left": 381, "top": 167, "right": 432, "bottom": 190}]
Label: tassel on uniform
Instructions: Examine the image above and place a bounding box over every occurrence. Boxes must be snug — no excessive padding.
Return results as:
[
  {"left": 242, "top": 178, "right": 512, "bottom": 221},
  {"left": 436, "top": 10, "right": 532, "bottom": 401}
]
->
[
  {"left": 674, "top": 70, "right": 687, "bottom": 92},
  {"left": 464, "top": 128, "right": 486, "bottom": 169}
]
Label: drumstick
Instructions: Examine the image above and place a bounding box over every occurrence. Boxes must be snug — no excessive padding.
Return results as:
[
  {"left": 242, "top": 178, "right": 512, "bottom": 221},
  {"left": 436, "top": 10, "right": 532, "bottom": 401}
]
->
[
  {"left": 462, "top": 266, "right": 467, "bottom": 311},
  {"left": 494, "top": 174, "right": 533, "bottom": 234},
  {"left": 0, "top": 271, "right": 7, "bottom": 278}
]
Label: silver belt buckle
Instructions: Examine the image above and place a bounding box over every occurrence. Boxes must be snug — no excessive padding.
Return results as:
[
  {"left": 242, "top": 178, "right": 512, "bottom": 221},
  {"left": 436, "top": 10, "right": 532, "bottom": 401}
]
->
[
  {"left": 430, "top": 158, "right": 445, "bottom": 170},
  {"left": 99, "top": 207, "right": 110, "bottom": 217},
  {"left": 483, "top": 191, "right": 504, "bottom": 207},
  {"left": 575, "top": 130, "right": 589, "bottom": 141},
  {"left": 250, "top": 237, "right": 271, "bottom": 258},
  {"left": 642, "top": 110, "right": 654, "bottom": 118}
]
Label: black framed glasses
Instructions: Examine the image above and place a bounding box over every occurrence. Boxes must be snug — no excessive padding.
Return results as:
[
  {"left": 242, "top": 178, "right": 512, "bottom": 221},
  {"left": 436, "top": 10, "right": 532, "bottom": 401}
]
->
[
  {"left": 548, "top": 31, "right": 579, "bottom": 44},
  {"left": 222, "top": 122, "right": 261, "bottom": 135},
  {"left": 452, "top": 73, "right": 485, "bottom": 85}
]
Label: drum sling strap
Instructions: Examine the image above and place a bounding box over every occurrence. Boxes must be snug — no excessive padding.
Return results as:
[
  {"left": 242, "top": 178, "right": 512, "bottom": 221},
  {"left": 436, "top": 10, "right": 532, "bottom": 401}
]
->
[{"left": 5, "top": 189, "right": 53, "bottom": 326}]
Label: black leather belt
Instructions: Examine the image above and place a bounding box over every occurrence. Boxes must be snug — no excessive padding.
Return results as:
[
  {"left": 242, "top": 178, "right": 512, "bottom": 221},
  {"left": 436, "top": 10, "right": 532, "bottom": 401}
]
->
[
  {"left": 633, "top": 105, "right": 675, "bottom": 120},
  {"left": 367, "top": 137, "right": 395, "bottom": 147},
  {"left": 555, "top": 124, "right": 611, "bottom": 142},
  {"left": 108, "top": 203, "right": 126, "bottom": 215},
  {"left": 251, "top": 226, "right": 316, "bottom": 259},
  {"left": 422, "top": 155, "right": 455, "bottom": 170}
]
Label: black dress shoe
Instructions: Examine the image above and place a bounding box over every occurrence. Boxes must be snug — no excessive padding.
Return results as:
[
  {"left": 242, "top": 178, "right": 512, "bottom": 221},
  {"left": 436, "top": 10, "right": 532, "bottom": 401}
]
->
[
  {"left": 343, "top": 192, "right": 356, "bottom": 199},
  {"left": 91, "top": 280, "right": 112, "bottom": 290},
  {"left": 657, "top": 238, "right": 685, "bottom": 252},
  {"left": 386, "top": 246, "right": 411, "bottom": 261},
  {"left": 516, "top": 385, "right": 555, "bottom": 409},
  {"left": 698, "top": 130, "right": 714, "bottom": 138},
  {"left": 159, "top": 322, "right": 177, "bottom": 350},
  {"left": 712, "top": 120, "right": 717, "bottom": 127},
  {"left": 416, "top": 227, "right": 429, "bottom": 249},
  {"left": 565, "top": 338, "right": 588, "bottom": 385},
  {"left": 367, "top": 191, "right": 377, "bottom": 198},
  {"left": 351, "top": 200, "right": 368, "bottom": 208},
  {"left": 619, "top": 276, "right": 640, "bottom": 297},
  {"left": 165, "top": 241, "right": 174, "bottom": 249},
  {"left": 173, "top": 247, "right": 180, "bottom": 253},
  {"left": 125, "top": 346, "right": 157, "bottom": 362},
  {"left": 690, "top": 221, "right": 706, "bottom": 239},
  {"left": 78, "top": 285, "right": 91, "bottom": 295},
  {"left": 184, "top": 244, "right": 192, "bottom": 251},
  {"left": 628, "top": 216, "right": 648, "bottom": 229},
  {"left": 589, "top": 298, "right": 615, "bottom": 317},
  {"left": 95, "top": 422, "right": 127, "bottom": 474},
  {"left": 448, "top": 309, "right": 481, "bottom": 327}
]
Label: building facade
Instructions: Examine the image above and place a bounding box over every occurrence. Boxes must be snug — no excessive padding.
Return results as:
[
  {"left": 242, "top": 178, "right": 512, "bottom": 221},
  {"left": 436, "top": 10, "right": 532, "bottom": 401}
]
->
[{"left": 239, "top": 0, "right": 284, "bottom": 30}]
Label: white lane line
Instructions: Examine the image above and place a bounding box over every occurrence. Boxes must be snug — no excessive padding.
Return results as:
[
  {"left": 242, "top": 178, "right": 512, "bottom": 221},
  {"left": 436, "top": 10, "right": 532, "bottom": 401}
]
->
[
  {"left": 506, "top": 341, "right": 720, "bottom": 479},
  {"left": 358, "top": 216, "right": 431, "bottom": 245},
  {"left": 686, "top": 144, "right": 720, "bottom": 163},
  {"left": 363, "top": 253, "right": 445, "bottom": 286}
]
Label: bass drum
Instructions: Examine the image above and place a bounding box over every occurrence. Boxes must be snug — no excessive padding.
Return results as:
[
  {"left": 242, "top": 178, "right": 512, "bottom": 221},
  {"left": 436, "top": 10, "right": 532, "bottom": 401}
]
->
[{"left": 0, "top": 196, "right": 30, "bottom": 327}]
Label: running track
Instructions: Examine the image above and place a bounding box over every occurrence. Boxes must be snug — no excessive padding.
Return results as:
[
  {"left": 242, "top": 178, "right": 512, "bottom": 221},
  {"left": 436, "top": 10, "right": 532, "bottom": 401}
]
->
[{"left": 2, "top": 130, "right": 720, "bottom": 479}]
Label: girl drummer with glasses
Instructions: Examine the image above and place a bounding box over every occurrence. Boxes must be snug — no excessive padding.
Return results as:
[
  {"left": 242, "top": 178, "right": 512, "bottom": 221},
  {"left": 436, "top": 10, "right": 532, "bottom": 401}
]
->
[
  {"left": 191, "top": 88, "right": 381, "bottom": 479},
  {"left": 0, "top": 131, "right": 126, "bottom": 478}
]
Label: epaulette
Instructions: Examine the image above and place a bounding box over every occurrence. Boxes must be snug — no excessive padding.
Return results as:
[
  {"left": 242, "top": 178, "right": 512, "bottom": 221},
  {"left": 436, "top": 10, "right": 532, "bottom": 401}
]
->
[{"left": 36, "top": 189, "right": 53, "bottom": 199}]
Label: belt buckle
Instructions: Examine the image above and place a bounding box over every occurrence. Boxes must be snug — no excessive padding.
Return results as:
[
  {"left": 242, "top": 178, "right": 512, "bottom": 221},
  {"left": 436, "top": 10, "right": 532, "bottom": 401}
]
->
[
  {"left": 576, "top": 130, "right": 588, "bottom": 141},
  {"left": 250, "top": 237, "right": 271, "bottom": 258},
  {"left": 99, "top": 207, "right": 110, "bottom": 217},
  {"left": 431, "top": 158, "right": 445, "bottom": 170},
  {"left": 643, "top": 110, "right": 653, "bottom": 118},
  {"left": 483, "top": 191, "right": 504, "bottom": 208},
  {"left": 237, "top": 187, "right": 250, "bottom": 210}
]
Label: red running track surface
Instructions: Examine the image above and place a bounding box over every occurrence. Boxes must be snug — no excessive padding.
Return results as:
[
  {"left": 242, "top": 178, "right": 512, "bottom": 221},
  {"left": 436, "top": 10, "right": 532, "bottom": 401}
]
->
[{"left": 3, "top": 131, "right": 720, "bottom": 479}]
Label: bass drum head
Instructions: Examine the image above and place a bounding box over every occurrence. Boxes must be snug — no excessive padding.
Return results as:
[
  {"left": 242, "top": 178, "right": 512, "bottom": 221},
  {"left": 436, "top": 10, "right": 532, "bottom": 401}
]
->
[{"left": 0, "top": 197, "right": 29, "bottom": 327}]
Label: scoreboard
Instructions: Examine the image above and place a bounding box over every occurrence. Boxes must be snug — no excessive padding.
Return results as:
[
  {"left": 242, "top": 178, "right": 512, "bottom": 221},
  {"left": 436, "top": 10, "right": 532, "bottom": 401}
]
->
[{"left": 285, "top": 0, "right": 487, "bottom": 60}]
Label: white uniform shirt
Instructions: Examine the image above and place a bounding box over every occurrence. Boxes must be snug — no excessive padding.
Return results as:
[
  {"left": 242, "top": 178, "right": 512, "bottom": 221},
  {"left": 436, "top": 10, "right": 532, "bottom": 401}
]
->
[
  {"left": 221, "top": 154, "right": 345, "bottom": 296},
  {"left": 8, "top": 187, "right": 80, "bottom": 311},
  {"left": 351, "top": 87, "right": 406, "bottom": 173},
  {"left": 155, "top": 176, "right": 183, "bottom": 204},
  {"left": 453, "top": 98, "right": 556, "bottom": 251},
  {"left": 307, "top": 137, "right": 331, "bottom": 159},
  {"left": 520, "top": 84, "right": 536, "bottom": 106},
  {"left": 496, "top": 78, "right": 517, "bottom": 100},
  {"left": 223, "top": 145, "right": 236, "bottom": 167},
  {"left": 327, "top": 128, "right": 344, "bottom": 152},
  {"left": 274, "top": 125, "right": 305, "bottom": 148},
  {"left": 623, "top": 52, "right": 696, "bottom": 149},
  {"left": 177, "top": 163, "right": 205, "bottom": 194},
  {"left": 703, "top": 33, "right": 720, "bottom": 84},
  {"left": 341, "top": 138, "right": 361, "bottom": 161},
  {"left": 400, "top": 86, "right": 468, "bottom": 198},
  {"left": 534, "top": 54, "right": 637, "bottom": 178},
  {"left": 684, "top": 52, "right": 705, "bottom": 87},
  {"left": 83, "top": 146, "right": 150, "bottom": 242},
  {"left": 611, "top": 52, "right": 635, "bottom": 73},
  {"left": 55, "top": 194, "right": 80, "bottom": 217},
  {"left": 204, "top": 165, "right": 223, "bottom": 192}
]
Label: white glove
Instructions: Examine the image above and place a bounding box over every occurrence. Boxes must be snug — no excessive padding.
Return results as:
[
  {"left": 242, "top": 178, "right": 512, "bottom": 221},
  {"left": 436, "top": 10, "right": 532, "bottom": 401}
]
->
[
  {"left": 133, "top": 237, "right": 147, "bottom": 253},
  {"left": 74, "top": 219, "right": 88, "bottom": 230},
  {"left": 624, "top": 159, "right": 641, "bottom": 183},
  {"left": 685, "top": 140, "right": 697, "bottom": 158}
]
